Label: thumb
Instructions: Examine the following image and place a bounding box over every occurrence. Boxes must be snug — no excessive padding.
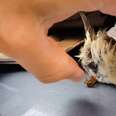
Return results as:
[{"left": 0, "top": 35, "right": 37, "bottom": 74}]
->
[{"left": 38, "top": 37, "right": 84, "bottom": 83}]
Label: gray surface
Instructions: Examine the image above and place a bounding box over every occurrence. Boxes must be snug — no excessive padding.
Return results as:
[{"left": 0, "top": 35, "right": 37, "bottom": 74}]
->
[{"left": 0, "top": 72, "right": 116, "bottom": 116}]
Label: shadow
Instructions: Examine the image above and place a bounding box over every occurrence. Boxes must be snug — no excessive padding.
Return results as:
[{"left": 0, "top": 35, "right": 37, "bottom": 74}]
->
[
  {"left": 65, "top": 99, "right": 105, "bottom": 116},
  {"left": 48, "top": 11, "right": 116, "bottom": 39},
  {"left": 0, "top": 64, "right": 25, "bottom": 73},
  {"left": 95, "top": 82, "right": 116, "bottom": 89}
]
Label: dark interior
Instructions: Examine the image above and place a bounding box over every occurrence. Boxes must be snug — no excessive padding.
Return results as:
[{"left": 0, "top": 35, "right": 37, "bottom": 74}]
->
[{"left": 48, "top": 11, "right": 116, "bottom": 39}]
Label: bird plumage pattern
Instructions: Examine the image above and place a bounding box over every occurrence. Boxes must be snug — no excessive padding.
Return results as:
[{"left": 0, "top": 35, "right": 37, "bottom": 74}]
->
[{"left": 77, "top": 13, "right": 116, "bottom": 86}]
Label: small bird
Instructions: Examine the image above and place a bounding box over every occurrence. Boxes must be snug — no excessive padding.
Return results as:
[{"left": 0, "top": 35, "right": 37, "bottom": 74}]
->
[{"left": 76, "top": 13, "right": 116, "bottom": 87}]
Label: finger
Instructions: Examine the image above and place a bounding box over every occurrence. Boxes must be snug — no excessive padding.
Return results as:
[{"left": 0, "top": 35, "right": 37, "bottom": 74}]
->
[
  {"left": 89, "top": 0, "right": 116, "bottom": 16},
  {"left": 37, "top": 25, "right": 85, "bottom": 82}
]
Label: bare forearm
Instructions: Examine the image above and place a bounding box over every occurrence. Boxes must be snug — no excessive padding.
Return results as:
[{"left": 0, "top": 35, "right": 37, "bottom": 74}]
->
[{"left": 0, "top": 0, "right": 115, "bottom": 83}]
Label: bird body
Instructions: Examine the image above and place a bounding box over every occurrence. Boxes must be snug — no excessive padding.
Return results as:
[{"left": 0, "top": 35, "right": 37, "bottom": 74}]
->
[{"left": 77, "top": 13, "right": 116, "bottom": 86}]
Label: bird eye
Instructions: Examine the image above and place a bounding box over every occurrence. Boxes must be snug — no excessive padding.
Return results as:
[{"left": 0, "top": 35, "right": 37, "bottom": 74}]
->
[
  {"left": 88, "top": 62, "right": 98, "bottom": 73},
  {"left": 88, "top": 51, "right": 92, "bottom": 59}
]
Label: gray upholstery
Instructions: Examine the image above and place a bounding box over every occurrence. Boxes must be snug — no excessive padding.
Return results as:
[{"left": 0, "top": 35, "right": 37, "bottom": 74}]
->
[{"left": 0, "top": 72, "right": 116, "bottom": 116}]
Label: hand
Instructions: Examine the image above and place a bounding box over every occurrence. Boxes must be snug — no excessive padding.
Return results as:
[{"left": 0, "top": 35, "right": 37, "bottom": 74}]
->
[{"left": 0, "top": 0, "right": 115, "bottom": 83}]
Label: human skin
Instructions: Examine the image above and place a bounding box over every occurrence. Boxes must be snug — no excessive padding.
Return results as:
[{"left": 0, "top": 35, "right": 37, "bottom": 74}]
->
[{"left": 0, "top": 0, "right": 115, "bottom": 83}]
